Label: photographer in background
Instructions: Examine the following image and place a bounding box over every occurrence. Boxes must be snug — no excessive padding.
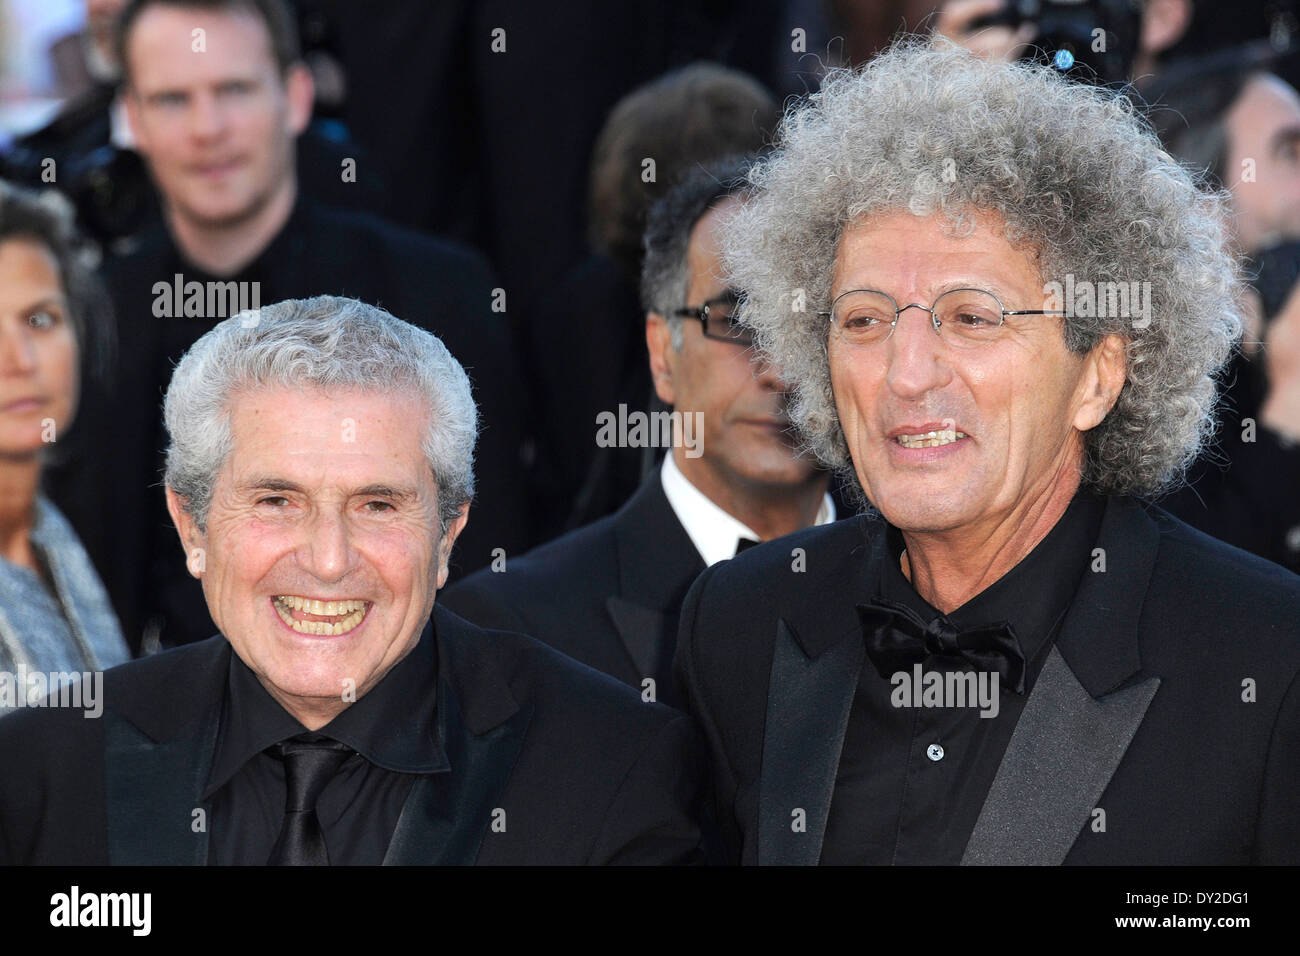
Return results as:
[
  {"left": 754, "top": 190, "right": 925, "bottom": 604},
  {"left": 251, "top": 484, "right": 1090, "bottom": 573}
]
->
[
  {"left": 1147, "top": 55, "right": 1300, "bottom": 571},
  {"left": 933, "top": 0, "right": 1192, "bottom": 87}
]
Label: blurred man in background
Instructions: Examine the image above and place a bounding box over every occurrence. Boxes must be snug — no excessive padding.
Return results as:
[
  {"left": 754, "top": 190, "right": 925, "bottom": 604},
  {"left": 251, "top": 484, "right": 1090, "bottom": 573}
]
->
[
  {"left": 444, "top": 160, "right": 833, "bottom": 709},
  {"left": 1148, "top": 56, "right": 1300, "bottom": 571},
  {"left": 526, "top": 64, "right": 780, "bottom": 540}
]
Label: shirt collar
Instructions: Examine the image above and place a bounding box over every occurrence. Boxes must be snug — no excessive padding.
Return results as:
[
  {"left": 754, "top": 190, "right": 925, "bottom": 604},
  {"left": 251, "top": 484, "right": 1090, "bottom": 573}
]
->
[
  {"left": 877, "top": 489, "right": 1107, "bottom": 691},
  {"left": 203, "top": 618, "right": 442, "bottom": 798},
  {"left": 659, "top": 453, "right": 835, "bottom": 567}
]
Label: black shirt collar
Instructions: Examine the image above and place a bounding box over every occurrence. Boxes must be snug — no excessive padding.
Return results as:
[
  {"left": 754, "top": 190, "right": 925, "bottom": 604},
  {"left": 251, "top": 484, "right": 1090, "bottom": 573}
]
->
[
  {"left": 161, "top": 192, "right": 310, "bottom": 287},
  {"left": 203, "top": 617, "right": 442, "bottom": 798},
  {"left": 878, "top": 489, "right": 1107, "bottom": 688}
]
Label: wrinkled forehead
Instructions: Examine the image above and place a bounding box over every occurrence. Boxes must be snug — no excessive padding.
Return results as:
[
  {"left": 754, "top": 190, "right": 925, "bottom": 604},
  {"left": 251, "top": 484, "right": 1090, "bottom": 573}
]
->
[
  {"left": 220, "top": 385, "right": 431, "bottom": 479},
  {"left": 830, "top": 208, "right": 1047, "bottom": 301}
]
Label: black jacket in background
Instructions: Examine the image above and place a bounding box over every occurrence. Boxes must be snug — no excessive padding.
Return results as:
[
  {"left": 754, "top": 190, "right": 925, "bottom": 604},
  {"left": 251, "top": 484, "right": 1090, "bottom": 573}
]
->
[
  {"left": 441, "top": 475, "right": 704, "bottom": 710},
  {"left": 0, "top": 605, "right": 704, "bottom": 865},
  {"left": 1159, "top": 352, "right": 1300, "bottom": 573},
  {"left": 45, "top": 197, "right": 527, "bottom": 652}
]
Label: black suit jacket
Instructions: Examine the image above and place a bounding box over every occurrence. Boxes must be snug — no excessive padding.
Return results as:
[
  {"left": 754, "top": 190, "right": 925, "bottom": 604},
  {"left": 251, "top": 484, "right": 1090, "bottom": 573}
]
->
[
  {"left": 441, "top": 476, "right": 704, "bottom": 709},
  {"left": 675, "top": 495, "right": 1300, "bottom": 865},
  {"left": 0, "top": 606, "right": 702, "bottom": 865}
]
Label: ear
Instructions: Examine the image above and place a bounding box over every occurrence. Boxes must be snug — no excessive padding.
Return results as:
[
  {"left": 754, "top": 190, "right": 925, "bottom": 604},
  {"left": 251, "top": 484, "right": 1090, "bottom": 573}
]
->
[
  {"left": 123, "top": 89, "right": 147, "bottom": 150},
  {"left": 284, "top": 63, "right": 315, "bottom": 136},
  {"left": 1072, "top": 333, "right": 1128, "bottom": 432},
  {"left": 434, "top": 504, "right": 470, "bottom": 591},
  {"left": 1140, "top": 0, "right": 1192, "bottom": 57},
  {"left": 646, "top": 312, "right": 677, "bottom": 406},
  {"left": 165, "top": 486, "right": 207, "bottom": 579}
]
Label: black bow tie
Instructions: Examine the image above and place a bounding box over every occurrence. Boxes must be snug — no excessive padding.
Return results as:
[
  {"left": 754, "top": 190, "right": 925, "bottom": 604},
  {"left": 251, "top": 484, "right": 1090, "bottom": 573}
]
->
[
  {"left": 736, "top": 537, "right": 761, "bottom": 554},
  {"left": 856, "top": 597, "right": 1027, "bottom": 695}
]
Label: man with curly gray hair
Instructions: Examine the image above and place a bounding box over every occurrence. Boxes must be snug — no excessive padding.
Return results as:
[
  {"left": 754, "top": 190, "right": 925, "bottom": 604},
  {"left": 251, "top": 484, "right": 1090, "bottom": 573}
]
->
[{"left": 675, "top": 40, "right": 1300, "bottom": 865}]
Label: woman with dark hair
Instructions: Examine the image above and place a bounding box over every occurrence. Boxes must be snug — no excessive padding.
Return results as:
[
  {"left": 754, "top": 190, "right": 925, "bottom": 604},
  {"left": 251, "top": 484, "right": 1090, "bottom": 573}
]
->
[{"left": 0, "top": 181, "right": 128, "bottom": 687}]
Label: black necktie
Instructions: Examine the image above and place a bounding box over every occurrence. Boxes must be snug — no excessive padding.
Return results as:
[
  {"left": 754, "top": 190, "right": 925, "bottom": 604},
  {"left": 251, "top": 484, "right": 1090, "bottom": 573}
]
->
[
  {"left": 856, "top": 597, "right": 1027, "bottom": 694},
  {"left": 266, "top": 733, "right": 354, "bottom": 866},
  {"left": 736, "top": 537, "right": 761, "bottom": 554}
]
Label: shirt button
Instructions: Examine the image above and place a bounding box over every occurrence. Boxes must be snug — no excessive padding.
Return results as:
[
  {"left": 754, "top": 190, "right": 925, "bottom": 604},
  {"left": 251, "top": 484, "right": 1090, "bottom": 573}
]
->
[{"left": 927, "top": 743, "right": 945, "bottom": 762}]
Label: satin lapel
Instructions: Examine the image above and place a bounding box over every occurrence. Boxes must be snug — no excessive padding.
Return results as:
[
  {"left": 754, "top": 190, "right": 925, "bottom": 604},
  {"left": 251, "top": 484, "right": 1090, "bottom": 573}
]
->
[
  {"left": 758, "top": 619, "right": 863, "bottom": 866},
  {"left": 605, "top": 595, "right": 675, "bottom": 689},
  {"left": 961, "top": 647, "right": 1160, "bottom": 865},
  {"left": 383, "top": 677, "right": 531, "bottom": 865},
  {"left": 105, "top": 701, "right": 221, "bottom": 865},
  {"left": 609, "top": 477, "right": 704, "bottom": 685},
  {"left": 383, "top": 636, "right": 533, "bottom": 865}
]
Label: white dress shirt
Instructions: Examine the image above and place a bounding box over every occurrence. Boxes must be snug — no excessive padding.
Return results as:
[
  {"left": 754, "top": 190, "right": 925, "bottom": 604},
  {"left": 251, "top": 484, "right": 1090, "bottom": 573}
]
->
[{"left": 659, "top": 453, "right": 836, "bottom": 567}]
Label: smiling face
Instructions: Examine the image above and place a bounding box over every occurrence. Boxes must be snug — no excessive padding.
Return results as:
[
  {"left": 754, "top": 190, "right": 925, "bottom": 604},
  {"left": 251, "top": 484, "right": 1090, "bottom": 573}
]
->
[
  {"left": 828, "top": 209, "right": 1125, "bottom": 536},
  {"left": 124, "top": 5, "right": 311, "bottom": 230},
  {"left": 166, "top": 386, "right": 466, "bottom": 727},
  {"left": 0, "top": 239, "right": 79, "bottom": 458},
  {"left": 648, "top": 197, "right": 821, "bottom": 500}
]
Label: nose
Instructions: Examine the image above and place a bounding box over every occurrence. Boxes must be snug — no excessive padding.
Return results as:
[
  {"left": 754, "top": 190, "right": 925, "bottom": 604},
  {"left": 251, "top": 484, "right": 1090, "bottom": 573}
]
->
[
  {"left": 884, "top": 303, "right": 951, "bottom": 399},
  {"left": 298, "top": 507, "right": 358, "bottom": 584},
  {"left": 752, "top": 350, "right": 787, "bottom": 392},
  {"left": 187, "top": 90, "right": 227, "bottom": 140},
  {"left": 0, "top": 319, "right": 38, "bottom": 376}
]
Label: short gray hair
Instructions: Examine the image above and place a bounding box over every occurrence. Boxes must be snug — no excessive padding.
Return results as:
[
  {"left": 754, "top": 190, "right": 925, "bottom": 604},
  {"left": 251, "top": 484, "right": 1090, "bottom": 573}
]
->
[
  {"left": 723, "top": 39, "right": 1242, "bottom": 499},
  {"left": 641, "top": 156, "right": 755, "bottom": 351},
  {"left": 163, "top": 295, "right": 477, "bottom": 532}
]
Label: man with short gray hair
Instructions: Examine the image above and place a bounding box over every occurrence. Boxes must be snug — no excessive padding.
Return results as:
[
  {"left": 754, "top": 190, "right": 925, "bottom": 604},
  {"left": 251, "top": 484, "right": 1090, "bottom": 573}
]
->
[{"left": 0, "top": 295, "right": 703, "bottom": 865}]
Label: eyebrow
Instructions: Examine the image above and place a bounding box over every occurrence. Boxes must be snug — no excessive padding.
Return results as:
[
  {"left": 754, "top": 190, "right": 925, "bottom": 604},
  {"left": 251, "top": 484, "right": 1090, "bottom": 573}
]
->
[
  {"left": 354, "top": 484, "right": 417, "bottom": 502},
  {"left": 237, "top": 477, "right": 417, "bottom": 501},
  {"left": 1271, "top": 125, "right": 1300, "bottom": 155},
  {"left": 835, "top": 280, "right": 1018, "bottom": 300},
  {"left": 21, "top": 296, "right": 67, "bottom": 313}
]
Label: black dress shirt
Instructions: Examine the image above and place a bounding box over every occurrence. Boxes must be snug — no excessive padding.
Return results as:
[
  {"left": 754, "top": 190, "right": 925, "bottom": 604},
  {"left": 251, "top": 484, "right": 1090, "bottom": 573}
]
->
[
  {"left": 820, "top": 490, "right": 1107, "bottom": 865},
  {"left": 203, "top": 621, "right": 445, "bottom": 865}
]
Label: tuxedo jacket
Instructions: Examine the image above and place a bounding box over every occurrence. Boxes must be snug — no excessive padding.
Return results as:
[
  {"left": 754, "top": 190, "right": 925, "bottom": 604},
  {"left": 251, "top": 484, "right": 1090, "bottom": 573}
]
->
[
  {"left": 442, "top": 477, "right": 705, "bottom": 709},
  {"left": 0, "top": 606, "right": 703, "bottom": 865},
  {"left": 675, "top": 495, "right": 1300, "bottom": 865}
]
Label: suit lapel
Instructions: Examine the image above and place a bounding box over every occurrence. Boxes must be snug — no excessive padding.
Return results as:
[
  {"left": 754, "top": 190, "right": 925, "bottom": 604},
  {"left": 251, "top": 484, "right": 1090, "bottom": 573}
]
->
[
  {"left": 382, "top": 675, "right": 532, "bottom": 865},
  {"left": 604, "top": 596, "right": 674, "bottom": 690},
  {"left": 104, "top": 637, "right": 229, "bottom": 865},
  {"left": 608, "top": 477, "right": 705, "bottom": 690},
  {"left": 384, "top": 607, "right": 533, "bottom": 865},
  {"left": 757, "top": 515, "right": 881, "bottom": 865},
  {"left": 961, "top": 648, "right": 1159, "bottom": 865},
  {"left": 962, "top": 496, "right": 1165, "bottom": 865},
  {"left": 758, "top": 619, "right": 864, "bottom": 865}
]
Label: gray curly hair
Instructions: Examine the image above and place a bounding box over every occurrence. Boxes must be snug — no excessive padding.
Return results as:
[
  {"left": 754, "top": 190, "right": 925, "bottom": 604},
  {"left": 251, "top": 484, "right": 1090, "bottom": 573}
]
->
[
  {"left": 164, "top": 295, "right": 477, "bottom": 534},
  {"left": 722, "top": 39, "right": 1242, "bottom": 499}
]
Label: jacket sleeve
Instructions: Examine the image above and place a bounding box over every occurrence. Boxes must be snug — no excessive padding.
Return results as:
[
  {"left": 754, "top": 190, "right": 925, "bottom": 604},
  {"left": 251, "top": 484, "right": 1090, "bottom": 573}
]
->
[
  {"left": 672, "top": 563, "right": 742, "bottom": 864},
  {"left": 1256, "top": 663, "right": 1300, "bottom": 863},
  {"left": 585, "top": 712, "right": 706, "bottom": 865}
]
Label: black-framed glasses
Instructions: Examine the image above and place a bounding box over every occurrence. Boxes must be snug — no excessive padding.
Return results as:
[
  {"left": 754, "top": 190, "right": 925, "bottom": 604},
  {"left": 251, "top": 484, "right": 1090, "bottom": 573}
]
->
[
  {"left": 672, "top": 289, "right": 753, "bottom": 347},
  {"left": 818, "top": 288, "right": 1065, "bottom": 350}
]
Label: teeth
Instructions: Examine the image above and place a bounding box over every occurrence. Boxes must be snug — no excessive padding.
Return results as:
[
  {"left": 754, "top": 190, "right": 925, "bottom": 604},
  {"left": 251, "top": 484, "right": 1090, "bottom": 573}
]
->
[
  {"left": 272, "top": 596, "right": 369, "bottom": 635},
  {"left": 895, "top": 429, "right": 967, "bottom": 448}
]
